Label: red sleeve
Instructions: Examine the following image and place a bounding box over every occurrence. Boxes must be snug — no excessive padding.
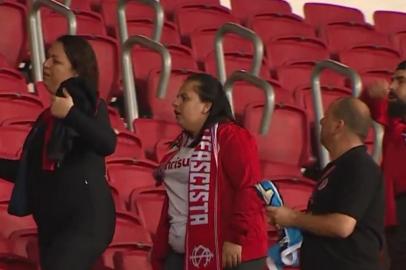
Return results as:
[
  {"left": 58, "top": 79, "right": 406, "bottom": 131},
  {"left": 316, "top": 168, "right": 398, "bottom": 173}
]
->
[
  {"left": 359, "top": 89, "right": 389, "bottom": 126},
  {"left": 219, "top": 125, "right": 264, "bottom": 245}
]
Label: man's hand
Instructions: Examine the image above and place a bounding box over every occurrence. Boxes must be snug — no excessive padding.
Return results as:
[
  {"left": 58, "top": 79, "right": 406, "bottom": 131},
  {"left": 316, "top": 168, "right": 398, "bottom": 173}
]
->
[
  {"left": 222, "top": 241, "right": 242, "bottom": 269},
  {"left": 266, "top": 206, "right": 298, "bottom": 228},
  {"left": 366, "top": 79, "right": 389, "bottom": 99},
  {"left": 50, "top": 89, "right": 74, "bottom": 119}
]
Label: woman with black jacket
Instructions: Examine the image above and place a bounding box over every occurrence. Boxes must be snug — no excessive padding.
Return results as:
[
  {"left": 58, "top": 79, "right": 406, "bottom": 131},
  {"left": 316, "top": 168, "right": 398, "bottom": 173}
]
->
[{"left": 0, "top": 35, "right": 117, "bottom": 270}]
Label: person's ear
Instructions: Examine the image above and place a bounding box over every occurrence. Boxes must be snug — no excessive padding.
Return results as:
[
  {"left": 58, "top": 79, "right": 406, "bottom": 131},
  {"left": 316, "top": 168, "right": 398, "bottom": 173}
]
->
[
  {"left": 202, "top": 102, "right": 212, "bottom": 114},
  {"left": 334, "top": 119, "right": 345, "bottom": 132}
]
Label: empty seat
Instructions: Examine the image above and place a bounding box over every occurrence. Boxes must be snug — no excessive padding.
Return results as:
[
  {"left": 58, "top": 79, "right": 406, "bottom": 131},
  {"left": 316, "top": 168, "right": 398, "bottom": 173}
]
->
[
  {"left": 128, "top": 187, "right": 166, "bottom": 235},
  {"left": 359, "top": 69, "right": 393, "bottom": 88},
  {"left": 41, "top": 10, "right": 106, "bottom": 45},
  {"left": 229, "top": 79, "right": 293, "bottom": 121},
  {"left": 99, "top": 211, "right": 152, "bottom": 269},
  {"left": 108, "top": 106, "right": 126, "bottom": 132},
  {"left": 393, "top": 31, "right": 406, "bottom": 58},
  {"left": 132, "top": 118, "right": 181, "bottom": 159},
  {"left": 230, "top": 0, "right": 292, "bottom": 24},
  {"left": 113, "top": 246, "right": 153, "bottom": 270},
  {"left": 0, "top": 204, "right": 36, "bottom": 240},
  {"left": 204, "top": 51, "right": 270, "bottom": 80},
  {"left": 0, "top": 125, "right": 31, "bottom": 160},
  {"left": 147, "top": 69, "right": 199, "bottom": 122},
  {"left": 0, "top": 68, "right": 28, "bottom": 94},
  {"left": 161, "top": 0, "right": 220, "bottom": 19},
  {"left": 112, "top": 130, "right": 144, "bottom": 159},
  {"left": 1, "top": 117, "right": 36, "bottom": 128},
  {"left": 374, "top": 11, "right": 406, "bottom": 34},
  {"left": 106, "top": 158, "right": 157, "bottom": 205},
  {"left": 304, "top": 3, "right": 365, "bottom": 27},
  {"left": 0, "top": 179, "right": 13, "bottom": 203},
  {"left": 266, "top": 36, "right": 329, "bottom": 69},
  {"left": 338, "top": 45, "right": 401, "bottom": 72},
  {"left": 321, "top": 22, "right": 392, "bottom": 54},
  {"left": 127, "top": 19, "right": 180, "bottom": 45},
  {"left": 101, "top": 0, "right": 163, "bottom": 37},
  {"left": 84, "top": 35, "right": 120, "bottom": 101},
  {"left": 0, "top": 1, "right": 27, "bottom": 67},
  {"left": 174, "top": 4, "right": 238, "bottom": 44},
  {"left": 249, "top": 13, "right": 316, "bottom": 44},
  {"left": 276, "top": 61, "right": 347, "bottom": 94},
  {"left": 190, "top": 27, "right": 254, "bottom": 65},
  {"left": 0, "top": 93, "right": 43, "bottom": 128},
  {"left": 244, "top": 103, "right": 312, "bottom": 178},
  {"left": 54, "top": 0, "right": 93, "bottom": 11},
  {"left": 9, "top": 228, "right": 38, "bottom": 259}
]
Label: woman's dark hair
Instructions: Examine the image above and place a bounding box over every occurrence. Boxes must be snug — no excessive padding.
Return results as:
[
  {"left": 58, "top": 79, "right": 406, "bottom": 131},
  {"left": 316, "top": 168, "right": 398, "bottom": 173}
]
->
[
  {"left": 186, "top": 73, "right": 235, "bottom": 147},
  {"left": 56, "top": 35, "right": 99, "bottom": 94}
]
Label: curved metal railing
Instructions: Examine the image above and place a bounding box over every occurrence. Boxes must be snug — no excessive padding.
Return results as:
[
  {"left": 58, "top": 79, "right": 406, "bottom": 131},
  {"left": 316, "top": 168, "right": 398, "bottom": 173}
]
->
[
  {"left": 224, "top": 70, "right": 274, "bottom": 134},
  {"left": 215, "top": 22, "right": 264, "bottom": 84}
]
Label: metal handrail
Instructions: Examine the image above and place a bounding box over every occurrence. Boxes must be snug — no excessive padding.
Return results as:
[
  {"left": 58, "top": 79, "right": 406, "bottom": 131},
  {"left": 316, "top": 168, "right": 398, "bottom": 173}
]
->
[
  {"left": 121, "top": 35, "right": 171, "bottom": 129},
  {"left": 311, "top": 59, "right": 383, "bottom": 167},
  {"left": 29, "top": 0, "right": 77, "bottom": 82},
  {"left": 215, "top": 22, "right": 264, "bottom": 84},
  {"left": 117, "top": 0, "right": 164, "bottom": 44},
  {"left": 224, "top": 70, "right": 274, "bottom": 134}
]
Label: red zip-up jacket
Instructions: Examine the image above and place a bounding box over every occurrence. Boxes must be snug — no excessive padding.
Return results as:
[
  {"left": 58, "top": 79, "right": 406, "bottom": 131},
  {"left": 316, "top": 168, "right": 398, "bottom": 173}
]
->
[
  {"left": 361, "top": 91, "right": 406, "bottom": 226},
  {"left": 151, "top": 122, "right": 268, "bottom": 269}
]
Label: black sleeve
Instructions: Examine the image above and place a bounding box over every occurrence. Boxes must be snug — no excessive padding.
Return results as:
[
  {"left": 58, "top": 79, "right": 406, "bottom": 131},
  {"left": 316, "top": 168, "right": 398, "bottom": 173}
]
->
[
  {"left": 64, "top": 100, "right": 117, "bottom": 156},
  {"left": 332, "top": 159, "right": 382, "bottom": 221},
  {"left": 0, "top": 158, "right": 19, "bottom": 183}
]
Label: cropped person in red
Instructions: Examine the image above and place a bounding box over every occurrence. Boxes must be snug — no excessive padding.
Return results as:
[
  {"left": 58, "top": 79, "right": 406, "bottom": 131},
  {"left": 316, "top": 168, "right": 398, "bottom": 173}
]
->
[
  {"left": 151, "top": 73, "right": 267, "bottom": 270},
  {"left": 361, "top": 60, "right": 406, "bottom": 270}
]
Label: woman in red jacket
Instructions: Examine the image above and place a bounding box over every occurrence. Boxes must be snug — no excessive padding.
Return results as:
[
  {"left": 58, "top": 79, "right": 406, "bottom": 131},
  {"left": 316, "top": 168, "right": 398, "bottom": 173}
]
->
[{"left": 151, "top": 73, "right": 267, "bottom": 270}]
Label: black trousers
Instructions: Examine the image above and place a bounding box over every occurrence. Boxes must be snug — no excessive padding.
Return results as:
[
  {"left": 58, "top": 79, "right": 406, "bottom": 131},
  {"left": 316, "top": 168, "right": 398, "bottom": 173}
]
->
[
  {"left": 386, "top": 195, "right": 406, "bottom": 270},
  {"left": 164, "top": 250, "right": 265, "bottom": 270}
]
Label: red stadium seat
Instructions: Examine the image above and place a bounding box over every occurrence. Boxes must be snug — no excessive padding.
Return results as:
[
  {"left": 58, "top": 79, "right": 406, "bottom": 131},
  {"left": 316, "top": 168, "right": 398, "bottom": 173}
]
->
[
  {"left": 0, "top": 68, "right": 28, "bottom": 94},
  {"left": 359, "top": 69, "right": 393, "bottom": 88},
  {"left": 101, "top": 0, "right": 155, "bottom": 37},
  {"left": 304, "top": 3, "right": 365, "bottom": 27},
  {"left": 249, "top": 13, "right": 316, "bottom": 44},
  {"left": 0, "top": 180, "right": 13, "bottom": 203},
  {"left": 108, "top": 106, "right": 126, "bottom": 132},
  {"left": 128, "top": 187, "right": 166, "bottom": 235},
  {"left": 113, "top": 246, "right": 152, "bottom": 270},
  {"left": 393, "top": 31, "right": 406, "bottom": 58},
  {"left": 106, "top": 158, "right": 157, "bottom": 205},
  {"left": 161, "top": 0, "right": 220, "bottom": 19},
  {"left": 147, "top": 68, "right": 199, "bottom": 122},
  {"left": 266, "top": 36, "right": 329, "bottom": 69},
  {"left": 338, "top": 45, "right": 401, "bottom": 72},
  {"left": 190, "top": 27, "right": 254, "bottom": 65},
  {"left": 84, "top": 35, "right": 120, "bottom": 101},
  {"left": 112, "top": 130, "right": 144, "bottom": 159},
  {"left": 229, "top": 79, "right": 293, "bottom": 120},
  {"left": 0, "top": 1, "right": 27, "bottom": 67},
  {"left": 41, "top": 10, "right": 106, "bottom": 45},
  {"left": 0, "top": 93, "right": 43, "bottom": 131},
  {"left": 374, "top": 11, "right": 406, "bottom": 34},
  {"left": 276, "top": 61, "right": 347, "bottom": 93},
  {"left": 230, "top": 0, "right": 292, "bottom": 24},
  {"left": 244, "top": 103, "right": 312, "bottom": 178},
  {"left": 54, "top": 0, "right": 93, "bottom": 11},
  {"left": 321, "top": 22, "right": 392, "bottom": 54},
  {"left": 174, "top": 4, "right": 238, "bottom": 44},
  {"left": 9, "top": 229, "right": 38, "bottom": 259},
  {"left": 132, "top": 118, "right": 181, "bottom": 160},
  {"left": 127, "top": 19, "right": 180, "bottom": 45},
  {"left": 0, "top": 204, "right": 36, "bottom": 240},
  {"left": 0, "top": 125, "right": 31, "bottom": 160},
  {"left": 204, "top": 51, "right": 270, "bottom": 80}
]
